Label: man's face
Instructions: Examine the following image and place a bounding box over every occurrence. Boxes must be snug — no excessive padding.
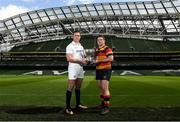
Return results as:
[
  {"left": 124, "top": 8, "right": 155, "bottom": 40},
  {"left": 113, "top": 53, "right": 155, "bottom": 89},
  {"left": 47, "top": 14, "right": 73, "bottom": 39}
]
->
[
  {"left": 73, "top": 32, "right": 81, "bottom": 42},
  {"left": 97, "top": 37, "right": 105, "bottom": 47}
]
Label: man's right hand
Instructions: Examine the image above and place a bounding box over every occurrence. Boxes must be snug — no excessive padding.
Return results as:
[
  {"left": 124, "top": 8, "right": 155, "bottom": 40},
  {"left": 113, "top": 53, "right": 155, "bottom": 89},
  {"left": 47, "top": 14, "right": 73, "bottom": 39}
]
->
[{"left": 80, "top": 58, "right": 88, "bottom": 65}]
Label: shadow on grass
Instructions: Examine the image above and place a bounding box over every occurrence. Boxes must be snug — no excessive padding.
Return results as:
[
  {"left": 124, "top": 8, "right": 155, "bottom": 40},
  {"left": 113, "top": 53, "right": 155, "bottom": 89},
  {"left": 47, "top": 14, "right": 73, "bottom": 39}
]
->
[
  {"left": 1, "top": 106, "right": 180, "bottom": 121},
  {"left": 6, "top": 106, "right": 62, "bottom": 114}
]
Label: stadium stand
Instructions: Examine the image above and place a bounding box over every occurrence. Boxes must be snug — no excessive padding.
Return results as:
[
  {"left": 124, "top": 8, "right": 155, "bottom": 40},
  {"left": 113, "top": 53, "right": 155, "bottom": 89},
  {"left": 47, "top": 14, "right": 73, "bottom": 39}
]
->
[
  {"left": 9, "top": 36, "right": 180, "bottom": 52},
  {"left": 0, "top": 0, "right": 180, "bottom": 71}
]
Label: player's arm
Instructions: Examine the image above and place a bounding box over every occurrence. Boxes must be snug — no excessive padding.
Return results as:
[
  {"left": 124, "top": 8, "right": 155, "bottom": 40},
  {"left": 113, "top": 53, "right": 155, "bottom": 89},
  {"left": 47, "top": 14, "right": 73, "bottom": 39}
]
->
[
  {"left": 96, "top": 55, "right": 114, "bottom": 63},
  {"left": 66, "top": 53, "right": 87, "bottom": 65}
]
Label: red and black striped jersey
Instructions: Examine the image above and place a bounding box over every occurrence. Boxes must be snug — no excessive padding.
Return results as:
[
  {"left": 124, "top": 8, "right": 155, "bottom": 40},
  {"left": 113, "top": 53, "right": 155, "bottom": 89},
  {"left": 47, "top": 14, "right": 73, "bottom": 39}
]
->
[{"left": 95, "top": 46, "right": 113, "bottom": 70}]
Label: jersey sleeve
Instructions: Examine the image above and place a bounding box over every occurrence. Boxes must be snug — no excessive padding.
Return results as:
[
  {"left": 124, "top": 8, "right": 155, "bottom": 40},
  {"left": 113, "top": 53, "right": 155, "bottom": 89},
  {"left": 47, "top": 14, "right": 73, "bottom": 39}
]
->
[
  {"left": 106, "top": 48, "right": 113, "bottom": 56},
  {"left": 66, "top": 45, "right": 73, "bottom": 54}
]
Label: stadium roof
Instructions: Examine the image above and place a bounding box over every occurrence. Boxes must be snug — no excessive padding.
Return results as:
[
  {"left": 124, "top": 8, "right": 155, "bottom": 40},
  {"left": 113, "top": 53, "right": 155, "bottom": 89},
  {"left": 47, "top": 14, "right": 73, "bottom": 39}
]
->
[{"left": 0, "top": 0, "right": 180, "bottom": 45}]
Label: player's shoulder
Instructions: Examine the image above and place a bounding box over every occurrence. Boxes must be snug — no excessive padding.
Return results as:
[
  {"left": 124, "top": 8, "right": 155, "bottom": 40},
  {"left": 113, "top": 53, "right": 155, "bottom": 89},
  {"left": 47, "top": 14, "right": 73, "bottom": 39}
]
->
[
  {"left": 105, "top": 46, "right": 113, "bottom": 53},
  {"left": 66, "top": 42, "right": 73, "bottom": 48},
  {"left": 105, "top": 46, "right": 112, "bottom": 50}
]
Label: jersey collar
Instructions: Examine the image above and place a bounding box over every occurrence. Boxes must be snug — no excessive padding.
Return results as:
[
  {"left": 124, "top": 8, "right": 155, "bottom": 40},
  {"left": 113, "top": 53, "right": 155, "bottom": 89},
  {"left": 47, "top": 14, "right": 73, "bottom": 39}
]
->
[
  {"left": 99, "top": 45, "right": 107, "bottom": 50},
  {"left": 72, "top": 41, "right": 80, "bottom": 45}
]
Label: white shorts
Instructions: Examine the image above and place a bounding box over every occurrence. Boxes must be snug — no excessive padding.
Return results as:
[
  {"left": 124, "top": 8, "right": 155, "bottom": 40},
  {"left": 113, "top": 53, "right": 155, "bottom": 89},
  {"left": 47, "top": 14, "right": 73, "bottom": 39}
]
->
[{"left": 68, "top": 65, "right": 84, "bottom": 80}]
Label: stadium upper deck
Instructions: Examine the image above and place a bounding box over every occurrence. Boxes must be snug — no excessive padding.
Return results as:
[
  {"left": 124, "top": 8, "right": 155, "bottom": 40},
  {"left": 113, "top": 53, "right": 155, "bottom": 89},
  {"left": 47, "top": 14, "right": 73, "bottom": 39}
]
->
[{"left": 0, "top": 0, "right": 179, "bottom": 46}]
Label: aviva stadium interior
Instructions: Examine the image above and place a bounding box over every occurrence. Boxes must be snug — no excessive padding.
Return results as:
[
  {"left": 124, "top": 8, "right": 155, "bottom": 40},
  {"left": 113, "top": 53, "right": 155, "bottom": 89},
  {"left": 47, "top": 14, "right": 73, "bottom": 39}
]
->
[{"left": 0, "top": 0, "right": 180, "bottom": 75}]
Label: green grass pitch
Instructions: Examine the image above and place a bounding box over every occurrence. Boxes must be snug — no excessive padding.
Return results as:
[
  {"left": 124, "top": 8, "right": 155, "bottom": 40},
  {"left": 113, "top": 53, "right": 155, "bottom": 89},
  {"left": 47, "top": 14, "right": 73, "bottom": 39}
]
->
[{"left": 0, "top": 75, "right": 180, "bottom": 120}]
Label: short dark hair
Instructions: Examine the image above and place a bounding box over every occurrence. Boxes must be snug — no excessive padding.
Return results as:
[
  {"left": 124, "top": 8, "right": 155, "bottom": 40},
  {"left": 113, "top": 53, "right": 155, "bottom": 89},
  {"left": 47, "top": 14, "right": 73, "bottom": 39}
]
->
[
  {"left": 73, "top": 30, "right": 81, "bottom": 35},
  {"left": 96, "top": 35, "right": 106, "bottom": 41}
]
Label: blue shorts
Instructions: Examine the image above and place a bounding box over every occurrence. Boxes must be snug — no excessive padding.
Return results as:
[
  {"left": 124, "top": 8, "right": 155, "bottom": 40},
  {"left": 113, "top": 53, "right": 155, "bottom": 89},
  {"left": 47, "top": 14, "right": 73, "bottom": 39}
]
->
[{"left": 96, "top": 69, "right": 112, "bottom": 81}]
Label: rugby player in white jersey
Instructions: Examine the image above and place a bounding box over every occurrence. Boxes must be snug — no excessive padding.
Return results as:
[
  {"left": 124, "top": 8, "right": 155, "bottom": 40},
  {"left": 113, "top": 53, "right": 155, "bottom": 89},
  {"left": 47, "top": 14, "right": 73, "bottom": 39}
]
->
[{"left": 65, "top": 31, "right": 88, "bottom": 115}]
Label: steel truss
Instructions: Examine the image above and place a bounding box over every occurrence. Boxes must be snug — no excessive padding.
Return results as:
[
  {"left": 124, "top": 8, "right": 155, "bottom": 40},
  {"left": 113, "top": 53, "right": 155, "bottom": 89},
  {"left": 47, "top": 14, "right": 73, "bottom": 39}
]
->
[{"left": 0, "top": 0, "right": 180, "bottom": 46}]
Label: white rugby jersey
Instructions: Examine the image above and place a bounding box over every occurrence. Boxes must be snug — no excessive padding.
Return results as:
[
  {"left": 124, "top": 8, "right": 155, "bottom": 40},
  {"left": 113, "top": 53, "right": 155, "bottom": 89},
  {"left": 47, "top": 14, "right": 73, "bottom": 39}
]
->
[{"left": 66, "top": 41, "right": 85, "bottom": 66}]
